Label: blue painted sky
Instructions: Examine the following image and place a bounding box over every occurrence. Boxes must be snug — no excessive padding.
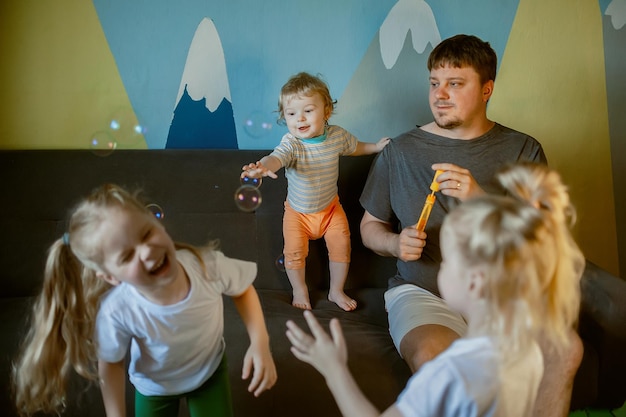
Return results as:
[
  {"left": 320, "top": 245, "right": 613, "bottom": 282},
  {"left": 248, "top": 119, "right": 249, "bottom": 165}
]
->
[{"left": 93, "top": 0, "right": 522, "bottom": 149}]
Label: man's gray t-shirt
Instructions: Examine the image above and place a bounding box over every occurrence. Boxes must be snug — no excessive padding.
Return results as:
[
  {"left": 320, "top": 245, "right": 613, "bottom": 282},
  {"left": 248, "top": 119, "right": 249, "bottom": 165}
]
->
[{"left": 359, "top": 123, "right": 546, "bottom": 296}]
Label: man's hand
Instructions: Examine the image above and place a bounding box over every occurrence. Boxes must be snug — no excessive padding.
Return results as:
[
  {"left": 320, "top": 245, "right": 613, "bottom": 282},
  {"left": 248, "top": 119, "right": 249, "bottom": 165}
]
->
[
  {"left": 396, "top": 226, "right": 426, "bottom": 262},
  {"left": 432, "top": 162, "right": 485, "bottom": 201}
]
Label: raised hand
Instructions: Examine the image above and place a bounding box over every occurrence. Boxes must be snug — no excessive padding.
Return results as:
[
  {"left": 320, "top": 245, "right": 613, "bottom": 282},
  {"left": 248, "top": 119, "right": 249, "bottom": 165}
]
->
[
  {"left": 241, "top": 161, "right": 278, "bottom": 179},
  {"left": 286, "top": 310, "right": 347, "bottom": 378}
]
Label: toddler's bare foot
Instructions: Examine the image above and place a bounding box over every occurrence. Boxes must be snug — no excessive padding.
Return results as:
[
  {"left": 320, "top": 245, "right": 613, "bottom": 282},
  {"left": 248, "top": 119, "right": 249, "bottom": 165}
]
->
[
  {"left": 292, "top": 290, "right": 311, "bottom": 310},
  {"left": 328, "top": 291, "right": 357, "bottom": 311}
]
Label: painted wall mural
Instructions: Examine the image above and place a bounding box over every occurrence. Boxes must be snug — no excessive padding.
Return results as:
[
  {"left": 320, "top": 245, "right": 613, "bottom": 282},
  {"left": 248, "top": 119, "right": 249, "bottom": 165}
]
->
[
  {"left": 332, "top": 0, "right": 439, "bottom": 142},
  {"left": 1, "top": 0, "right": 625, "bottom": 275},
  {"left": 166, "top": 18, "right": 237, "bottom": 149},
  {"left": 487, "top": 0, "right": 618, "bottom": 279}
]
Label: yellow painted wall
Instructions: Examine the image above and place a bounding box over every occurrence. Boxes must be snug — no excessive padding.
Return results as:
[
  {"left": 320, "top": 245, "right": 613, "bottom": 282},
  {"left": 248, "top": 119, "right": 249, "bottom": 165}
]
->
[
  {"left": 488, "top": 0, "right": 619, "bottom": 275},
  {"left": 0, "top": 0, "right": 146, "bottom": 149}
]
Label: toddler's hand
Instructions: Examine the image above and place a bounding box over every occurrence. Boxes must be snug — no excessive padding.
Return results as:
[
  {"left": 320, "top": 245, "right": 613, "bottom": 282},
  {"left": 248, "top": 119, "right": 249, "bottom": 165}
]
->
[
  {"left": 376, "top": 137, "right": 391, "bottom": 152},
  {"left": 241, "top": 162, "right": 278, "bottom": 179}
]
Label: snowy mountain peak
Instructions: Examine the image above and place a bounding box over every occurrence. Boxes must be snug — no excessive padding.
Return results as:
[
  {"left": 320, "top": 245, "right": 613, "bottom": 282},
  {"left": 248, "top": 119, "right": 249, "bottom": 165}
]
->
[
  {"left": 606, "top": 0, "right": 626, "bottom": 30},
  {"left": 379, "top": 0, "right": 441, "bottom": 69},
  {"left": 175, "top": 17, "right": 231, "bottom": 112}
]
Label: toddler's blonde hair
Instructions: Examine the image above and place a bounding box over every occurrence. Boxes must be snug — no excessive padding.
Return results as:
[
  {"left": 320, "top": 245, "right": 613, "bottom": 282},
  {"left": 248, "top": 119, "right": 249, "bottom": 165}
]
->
[{"left": 277, "top": 72, "right": 335, "bottom": 125}]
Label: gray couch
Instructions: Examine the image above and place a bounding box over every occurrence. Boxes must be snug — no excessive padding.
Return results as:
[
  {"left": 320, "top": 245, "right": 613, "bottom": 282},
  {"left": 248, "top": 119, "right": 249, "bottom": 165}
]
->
[{"left": 0, "top": 150, "right": 624, "bottom": 416}]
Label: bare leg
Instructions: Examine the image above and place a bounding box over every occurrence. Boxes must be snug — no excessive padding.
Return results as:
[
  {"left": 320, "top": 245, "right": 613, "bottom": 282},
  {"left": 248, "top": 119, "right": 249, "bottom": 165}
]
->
[
  {"left": 533, "top": 330, "right": 583, "bottom": 416},
  {"left": 328, "top": 261, "right": 357, "bottom": 311},
  {"left": 400, "top": 324, "right": 460, "bottom": 373},
  {"left": 286, "top": 268, "right": 310, "bottom": 310}
]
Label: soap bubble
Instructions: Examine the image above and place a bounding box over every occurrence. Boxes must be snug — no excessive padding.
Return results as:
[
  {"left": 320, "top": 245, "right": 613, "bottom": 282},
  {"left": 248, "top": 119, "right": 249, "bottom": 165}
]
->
[
  {"left": 109, "top": 107, "right": 146, "bottom": 146},
  {"left": 240, "top": 175, "right": 262, "bottom": 189},
  {"left": 89, "top": 131, "right": 117, "bottom": 156},
  {"left": 275, "top": 254, "right": 286, "bottom": 272},
  {"left": 234, "top": 185, "right": 262, "bottom": 212},
  {"left": 146, "top": 203, "right": 164, "bottom": 220},
  {"left": 243, "top": 111, "right": 273, "bottom": 138}
]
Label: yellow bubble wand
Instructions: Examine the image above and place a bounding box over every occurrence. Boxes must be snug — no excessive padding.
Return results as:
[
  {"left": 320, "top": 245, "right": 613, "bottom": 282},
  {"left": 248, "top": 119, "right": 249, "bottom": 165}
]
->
[{"left": 416, "top": 170, "right": 443, "bottom": 232}]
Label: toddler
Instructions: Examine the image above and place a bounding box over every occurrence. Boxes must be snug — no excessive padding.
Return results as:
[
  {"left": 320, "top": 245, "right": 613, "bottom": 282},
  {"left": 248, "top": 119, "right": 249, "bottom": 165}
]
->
[{"left": 242, "top": 72, "right": 389, "bottom": 311}]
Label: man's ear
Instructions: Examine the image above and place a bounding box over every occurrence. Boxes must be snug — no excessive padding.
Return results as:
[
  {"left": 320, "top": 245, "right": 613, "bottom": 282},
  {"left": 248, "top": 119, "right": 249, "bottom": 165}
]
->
[
  {"left": 96, "top": 271, "right": 121, "bottom": 286},
  {"left": 482, "top": 80, "right": 494, "bottom": 103}
]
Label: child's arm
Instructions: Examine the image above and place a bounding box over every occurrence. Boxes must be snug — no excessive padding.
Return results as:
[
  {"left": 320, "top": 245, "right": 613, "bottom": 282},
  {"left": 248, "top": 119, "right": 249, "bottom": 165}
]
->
[
  {"left": 231, "top": 285, "right": 277, "bottom": 397},
  {"left": 351, "top": 137, "right": 390, "bottom": 156},
  {"left": 98, "top": 359, "right": 127, "bottom": 417},
  {"left": 286, "top": 311, "right": 403, "bottom": 417},
  {"left": 241, "top": 155, "right": 283, "bottom": 179}
]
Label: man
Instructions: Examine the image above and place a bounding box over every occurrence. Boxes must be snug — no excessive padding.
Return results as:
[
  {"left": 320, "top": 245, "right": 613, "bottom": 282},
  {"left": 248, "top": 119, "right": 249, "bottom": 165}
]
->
[{"left": 359, "top": 34, "right": 582, "bottom": 416}]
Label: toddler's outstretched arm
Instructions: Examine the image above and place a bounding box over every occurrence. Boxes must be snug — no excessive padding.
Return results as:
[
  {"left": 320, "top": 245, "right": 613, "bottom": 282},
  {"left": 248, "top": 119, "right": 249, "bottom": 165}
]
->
[
  {"left": 286, "top": 311, "right": 402, "bottom": 417},
  {"left": 232, "top": 285, "right": 277, "bottom": 397},
  {"left": 241, "top": 155, "right": 282, "bottom": 179},
  {"left": 351, "top": 137, "right": 390, "bottom": 156}
]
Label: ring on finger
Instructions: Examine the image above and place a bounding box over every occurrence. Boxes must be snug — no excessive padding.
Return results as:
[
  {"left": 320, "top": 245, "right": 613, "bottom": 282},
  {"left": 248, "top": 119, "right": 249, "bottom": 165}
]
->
[{"left": 456, "top": 182, "right": 461, "bottom": 189}]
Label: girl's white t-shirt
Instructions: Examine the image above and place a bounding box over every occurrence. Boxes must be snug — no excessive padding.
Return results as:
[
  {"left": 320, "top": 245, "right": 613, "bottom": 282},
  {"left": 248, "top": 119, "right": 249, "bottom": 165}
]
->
[
  {"left": 96, "top": 249, "right": 256, "bottom": 396},
  {"left": 395, "top": 336, "right": 543, "bottom": 417}
]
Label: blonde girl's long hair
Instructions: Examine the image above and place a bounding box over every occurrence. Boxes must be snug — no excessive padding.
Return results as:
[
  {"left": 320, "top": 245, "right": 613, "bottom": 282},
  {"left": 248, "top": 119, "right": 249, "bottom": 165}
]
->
[
  {"left": 443, "top": 162, "right": 584, "bottom": 357},
  {"left": 11, "top": 184, "right": 198, "bottom": 416}
]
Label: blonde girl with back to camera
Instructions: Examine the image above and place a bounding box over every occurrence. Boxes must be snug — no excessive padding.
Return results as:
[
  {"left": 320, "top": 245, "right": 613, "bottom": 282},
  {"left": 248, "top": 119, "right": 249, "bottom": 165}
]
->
[
  {"left": 12, "top": 184, "right": 277, "bottom": 417},
  {"left": 286, "top": 162, "right": 584, "bottom": 417}
]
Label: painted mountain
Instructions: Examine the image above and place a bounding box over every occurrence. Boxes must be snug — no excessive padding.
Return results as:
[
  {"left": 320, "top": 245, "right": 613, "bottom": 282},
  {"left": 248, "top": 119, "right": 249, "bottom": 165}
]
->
[
  {"left": 333, "top": 0, "right": 441, "bottom": 141},
  {"left": 166, "top": 18, "right": 238, "bottom": 149}
]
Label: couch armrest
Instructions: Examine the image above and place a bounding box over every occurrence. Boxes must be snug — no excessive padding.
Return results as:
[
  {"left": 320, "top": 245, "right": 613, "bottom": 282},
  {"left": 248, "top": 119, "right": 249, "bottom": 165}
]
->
[
  {"left": 575, "top": 260, "right": 626, "bottom": 408},
  {"left": 580, "top": 260, "right": 626, "bottom": 340}
]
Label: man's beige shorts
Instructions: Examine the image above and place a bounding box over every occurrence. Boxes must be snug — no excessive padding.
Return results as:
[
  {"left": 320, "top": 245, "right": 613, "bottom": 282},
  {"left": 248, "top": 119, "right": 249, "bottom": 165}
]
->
[{"left": 384, "top": 284, "right": 468, "bottom": 356}]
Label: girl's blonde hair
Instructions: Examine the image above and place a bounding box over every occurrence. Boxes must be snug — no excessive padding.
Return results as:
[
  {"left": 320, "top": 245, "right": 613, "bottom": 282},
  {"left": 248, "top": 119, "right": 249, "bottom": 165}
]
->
[
  {"left": 277, "top": 72, "right": 336, "bottom": 125},
  {"left": 12, "top": 184, "right": 209, "bottom": 416},
  {"left": 442, "top": 162, "right": 584, "bottom": 357}
]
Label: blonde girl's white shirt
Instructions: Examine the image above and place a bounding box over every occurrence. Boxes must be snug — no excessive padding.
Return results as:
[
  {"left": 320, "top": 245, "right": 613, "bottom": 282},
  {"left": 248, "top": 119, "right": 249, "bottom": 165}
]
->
[
  {"left": 395, "top": 336, "right": 543, "bottom": 417},
  {"left": 95, "top": 249, "right": 256, "bottom": 396}
]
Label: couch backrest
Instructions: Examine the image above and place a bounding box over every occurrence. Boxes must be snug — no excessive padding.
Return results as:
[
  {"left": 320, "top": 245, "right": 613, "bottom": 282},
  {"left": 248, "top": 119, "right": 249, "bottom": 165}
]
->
[{"left": 0, "top": 150, "right": 396, "bottom": 298}]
